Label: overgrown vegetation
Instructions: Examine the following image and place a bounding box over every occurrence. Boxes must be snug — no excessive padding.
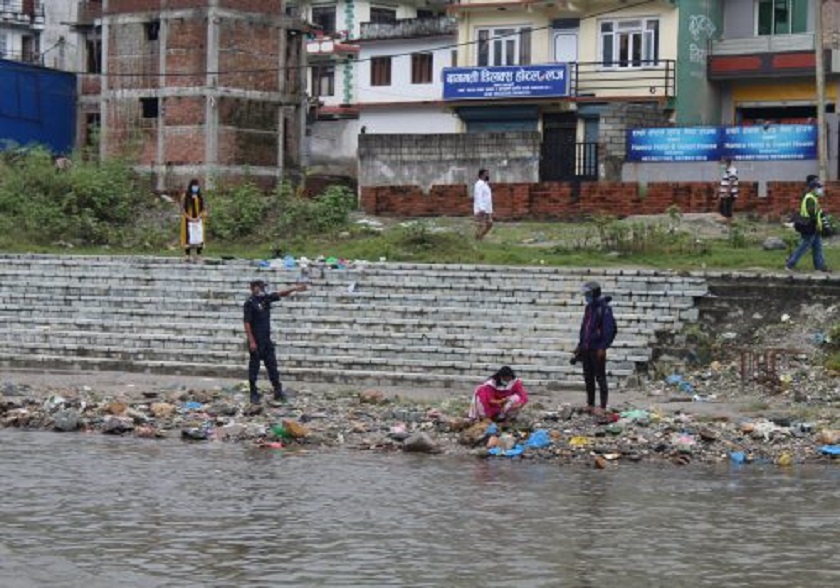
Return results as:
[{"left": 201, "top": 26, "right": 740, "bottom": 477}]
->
[
  {"left": 1, "top": 150, "right": 837, "bottom": 272},
  {"left": 825, "top": 323, "right": 840, "bottom": 372},
  {"left": 207, "top": 180, "right": 355, "bottom": 244},
  {"left": 0, "top": 148, "right": 140, "bottom": 245},
  {"left": 0, "top": 149, "right": 356, "bottom": 250}
]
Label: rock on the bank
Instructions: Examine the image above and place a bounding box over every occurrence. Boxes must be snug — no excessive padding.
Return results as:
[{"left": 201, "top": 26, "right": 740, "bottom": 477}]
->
[
  {"left": 359, "top": 390, "right": 387, "bottom": 405},
  {"left": 102, "top": 415, "right": 134, "bottom": 435},
  {"left": 460, "top": 420, "right": 491, "bottom": 446},
  {"left": 281, "top": 419, "right": 310, "bottom": 439},
  {"left": 402, "top": 432, "right": 439, "bottom": 454},
  {"left": 53, "top": 410, "right": 80, "bottom": 432},
  {"left": 150, "top": 403, "right": 176, "bottom": 419},
  {"left": 762, "top": 237, "right": 787, "bottom": 251}
]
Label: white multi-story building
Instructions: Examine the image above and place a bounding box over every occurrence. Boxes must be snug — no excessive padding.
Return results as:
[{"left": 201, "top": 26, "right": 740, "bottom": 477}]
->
[
  {"left": 298, "top": 0, "right": 457, "bottom": 176},
  {"left": 0, "top": 0, "right": 45, "bottom": 63}
]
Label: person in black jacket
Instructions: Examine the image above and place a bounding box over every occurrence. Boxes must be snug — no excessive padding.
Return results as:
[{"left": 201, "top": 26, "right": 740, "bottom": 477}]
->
[
  {"left": 573, "top": 281, "right": 617, "bottom": 414},
  {"left": 244, "top": 279, "right": 308, "bottom": 404}
]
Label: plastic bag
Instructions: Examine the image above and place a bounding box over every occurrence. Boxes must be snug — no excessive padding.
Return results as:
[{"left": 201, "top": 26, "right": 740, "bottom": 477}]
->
[{"left": 188, "top": 219, "right": 204, "bottom": 245}]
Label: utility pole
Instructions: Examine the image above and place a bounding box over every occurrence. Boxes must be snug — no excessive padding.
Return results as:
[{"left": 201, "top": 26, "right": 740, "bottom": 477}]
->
[{"left": 815, "top": 0, "right": 829, "bottom": 180}]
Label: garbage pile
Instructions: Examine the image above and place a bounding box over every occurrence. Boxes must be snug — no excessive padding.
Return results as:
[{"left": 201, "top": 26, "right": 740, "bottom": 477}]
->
[{"left": 2, "top": 383, "right": 838, "bottom": 468}]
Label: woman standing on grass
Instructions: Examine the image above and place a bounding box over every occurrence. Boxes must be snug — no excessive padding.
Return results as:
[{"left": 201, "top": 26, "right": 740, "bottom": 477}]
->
[{"left": 180, "top": 179, "right": 207, "bottom": 263}]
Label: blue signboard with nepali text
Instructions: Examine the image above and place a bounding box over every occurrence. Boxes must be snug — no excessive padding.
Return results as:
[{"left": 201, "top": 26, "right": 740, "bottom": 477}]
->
[
  {"left": 627, "top": 124, "right": 817, "bottom": 162},
  {"left": 442, "top": 64, "right": 569, "bottom": 101}
]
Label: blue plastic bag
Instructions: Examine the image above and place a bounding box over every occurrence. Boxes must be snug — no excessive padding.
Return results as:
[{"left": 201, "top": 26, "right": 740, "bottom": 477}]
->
[
  {"left": 488, "top": 444, "right": 525, "bottom": 458},
  {"left": 525, "top": 429, "right": 551, "bottom": 449},
  {"left": 283, "top": 255, "right": 296, "bottom": 269},
  {"left": 729, "top": 451, "right": 746, "bottom": 464},
  {"left": 182, "top": 401, "right": 203, "bottom": 412},
  {"left": 485, "top": 423, "right": 498, "bottom": 436},
  {"left": 820, "top": 445, "right": 840, "bottom": 456},
  {"left": 666, "top": 374, "right": 683, "bottom": 385}
]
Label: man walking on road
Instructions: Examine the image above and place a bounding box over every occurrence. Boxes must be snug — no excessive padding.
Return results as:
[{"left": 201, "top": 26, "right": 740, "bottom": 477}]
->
[
  {"left": 474, "top": 168, "right": 493, "bottom": 241},
  {"left": 244, "top": 279, "right": 307, "bottom": 404},
  {"left": 573, "top": 281, "right": 617, "bottom": 414}
]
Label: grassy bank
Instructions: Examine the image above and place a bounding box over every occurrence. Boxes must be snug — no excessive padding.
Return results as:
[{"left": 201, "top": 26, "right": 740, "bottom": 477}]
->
[
  {"left": 2, "top": 149, "right": 838, "bottom": 271},
  {"left": 4, "top": 214, "right": 837, "bottom": 271}
]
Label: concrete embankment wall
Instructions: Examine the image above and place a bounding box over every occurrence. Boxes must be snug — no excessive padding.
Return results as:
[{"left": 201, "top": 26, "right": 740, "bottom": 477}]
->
[
  {"left": 0, "top": 255, "right": 714, "bottom": 391},
  {"left": 2, "top": 255, "right": 836, "bottom": 390}
]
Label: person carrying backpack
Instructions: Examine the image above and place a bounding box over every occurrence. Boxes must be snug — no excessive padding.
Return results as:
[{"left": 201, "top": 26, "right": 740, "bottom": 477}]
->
[
  {"left": 572, "top": 281, "right": 617, "bottom": 414},
  {"left": 786, "top": 175, "right": 831, "bottom": 273}
]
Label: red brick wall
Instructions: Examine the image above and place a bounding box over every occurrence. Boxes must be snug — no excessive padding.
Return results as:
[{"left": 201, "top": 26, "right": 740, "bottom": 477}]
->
[
  {"left": 166, "top": 19, "right": 207, "bottom": 88},
  {"left": 360, "top": 182, "right": 840, "bottom": 220},
  {"left": 106, "top": 0, "right": 282, "bottom": 12},
  {"left": 164, "top": 96, "right": 205, "bottom": 126}
]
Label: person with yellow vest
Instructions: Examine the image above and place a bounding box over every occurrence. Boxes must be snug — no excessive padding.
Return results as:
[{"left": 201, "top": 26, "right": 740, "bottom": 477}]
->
[{"left": 786, "top": 175, "right": 830, "bottom": 273}]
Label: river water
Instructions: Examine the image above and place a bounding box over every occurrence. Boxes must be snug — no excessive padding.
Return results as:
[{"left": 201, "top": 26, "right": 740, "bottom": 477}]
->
[{"left": 1, "top": 430, "right": 839, "bottom": 588}]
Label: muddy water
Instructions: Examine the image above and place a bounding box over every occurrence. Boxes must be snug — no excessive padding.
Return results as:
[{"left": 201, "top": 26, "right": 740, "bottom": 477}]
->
[{"left": 1, "top": 430, "right": 839, "bottom": 588}]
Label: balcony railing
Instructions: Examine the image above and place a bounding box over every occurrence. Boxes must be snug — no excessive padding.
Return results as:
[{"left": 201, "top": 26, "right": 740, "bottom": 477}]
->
[
  {"left": 710, "top": 33, "right": 815, "bottom": 55},
  {"left": 0, "top": 0, "right": 44, "bottom": 25},
  {"left": 76, "top": 1, "right": 102, "bottom": 26},
  {"left": 0, "top": 50, "right": 41, "bottom": 64},
  {"left": 572, "top": 60, "right": 675, "bottom": 99},
  {"left": 358, "top": 16, "right": 456, "bottom": 41}
]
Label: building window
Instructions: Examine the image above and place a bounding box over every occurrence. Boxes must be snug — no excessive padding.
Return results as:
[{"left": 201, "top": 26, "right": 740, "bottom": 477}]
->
[
  {"left": 757, "top": 0, "right": 808, "bottom": 35},
  {"left": 85, "top": 113, "right": 101, "bottom": 148},
  {"left": 311, "top": 5, "right": 337, "bottom": 35},
  {"left": 140, "top": 97, "right": 159, "bottom": 119},
  {"left": 145, "top": 20, "right": 160, "bottom": 42},
  {"left": 370, "top": 56, "right": 392, "bottom": 86},
  {"left": 0, "top": 33, "right": 7, "bottom": 59},
  {"left": 312, "top": 65, "right": 335, "bottom": 97},
  {"left": 476, "top": 27, "right": 532, "bottom": 67},
  {"left": 411, "top": 52, "right": 433, "bottom": 84},
  {"left": 599, "top": 18, "right": 659, "bottom": 68},
  {"left": 370, "top": 7, "right": 397, "bottom": 25},
  {"left": 451, "top": 49, "right": 457, "bottom": 67},
  {"left": 86, "top": 38, "right": 102, "bottom": 74}
]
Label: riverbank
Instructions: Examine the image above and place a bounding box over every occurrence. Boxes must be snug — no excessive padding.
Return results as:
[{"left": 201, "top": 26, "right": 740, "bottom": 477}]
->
[{"left": 2, "top": 371, "right": 838, "bottom": 468}]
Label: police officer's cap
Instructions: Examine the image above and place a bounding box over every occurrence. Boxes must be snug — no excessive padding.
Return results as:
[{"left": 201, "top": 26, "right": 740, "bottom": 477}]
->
[{"left": 250, "top": 279, "right": 267, "bottom": 288}]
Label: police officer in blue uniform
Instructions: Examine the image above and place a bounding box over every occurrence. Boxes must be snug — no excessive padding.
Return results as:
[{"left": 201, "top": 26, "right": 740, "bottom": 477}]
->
[{"left": 244, "top": 279, "right": 307, "bottom": 404}]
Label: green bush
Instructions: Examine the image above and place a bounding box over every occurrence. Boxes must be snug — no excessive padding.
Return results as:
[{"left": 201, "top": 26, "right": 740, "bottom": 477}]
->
[
  {"left": 0, "top": 147, "right": 139, "bottom": 245},
  {"left": 206, "top": 181, "right": 269, "bottom": 241},
  {"left": 274, "top": 183, "right": 356, "bottom": 239},
  {"left": 206, "top": 181, "right": 356, "bottom": 243}
]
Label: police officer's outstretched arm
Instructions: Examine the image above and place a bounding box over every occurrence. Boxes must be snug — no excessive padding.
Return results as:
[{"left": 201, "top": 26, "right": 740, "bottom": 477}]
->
[{"left": 274, "top": 283, "right": 308, "bottom": 299}]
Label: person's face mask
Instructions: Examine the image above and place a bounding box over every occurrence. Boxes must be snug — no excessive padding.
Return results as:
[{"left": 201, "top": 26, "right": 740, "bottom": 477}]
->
[
  {"left": 584, "top": 294, "right": 594, "bottom": 304},
  {"left": 191, "top": 186, "right": 199, "bottom": 194},
  {"left": 815, "top": 187, "right": 825, "bottom": 197}
]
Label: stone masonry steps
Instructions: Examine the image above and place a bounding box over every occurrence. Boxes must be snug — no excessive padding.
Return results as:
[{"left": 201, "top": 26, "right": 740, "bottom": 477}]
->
[
  {"left": 0, "top": 344, "right": 623, "bottom": 382},
  {"left": 0, "top": 255, "right": 707, "bottom": 389},
  {"left": 0, "top": 329, "right": 649, "bottom": 368}
]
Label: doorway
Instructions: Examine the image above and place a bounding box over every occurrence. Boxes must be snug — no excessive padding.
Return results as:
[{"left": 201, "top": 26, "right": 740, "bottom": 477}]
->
[{"left": 540, "top": 113, "right": 577, "bottom": 181}]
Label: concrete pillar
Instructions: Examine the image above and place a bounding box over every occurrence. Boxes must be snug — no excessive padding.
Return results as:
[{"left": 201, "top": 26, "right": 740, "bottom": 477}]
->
[
  {"left": 156, "top": 16, "right": 168, "bottom": 191},
  {"left": 277, "top": 26, "right": 288, "bottom": 179},
  {"left": 100, "top": 0, "right": 110, "bottom": 161},
  {"left": 205, "top": 2, "right": 220, "bottom": 188}
]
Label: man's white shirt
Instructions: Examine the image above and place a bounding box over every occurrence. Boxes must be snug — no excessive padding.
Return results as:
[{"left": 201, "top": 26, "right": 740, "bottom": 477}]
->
[{"left": 474, "top": 179, "right": 493, "bottom": 215}]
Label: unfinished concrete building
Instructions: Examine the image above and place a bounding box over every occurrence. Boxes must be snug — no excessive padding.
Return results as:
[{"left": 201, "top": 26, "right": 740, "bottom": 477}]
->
[{"left": 100, "top": 0, "right": 306, "bottom": 189}]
